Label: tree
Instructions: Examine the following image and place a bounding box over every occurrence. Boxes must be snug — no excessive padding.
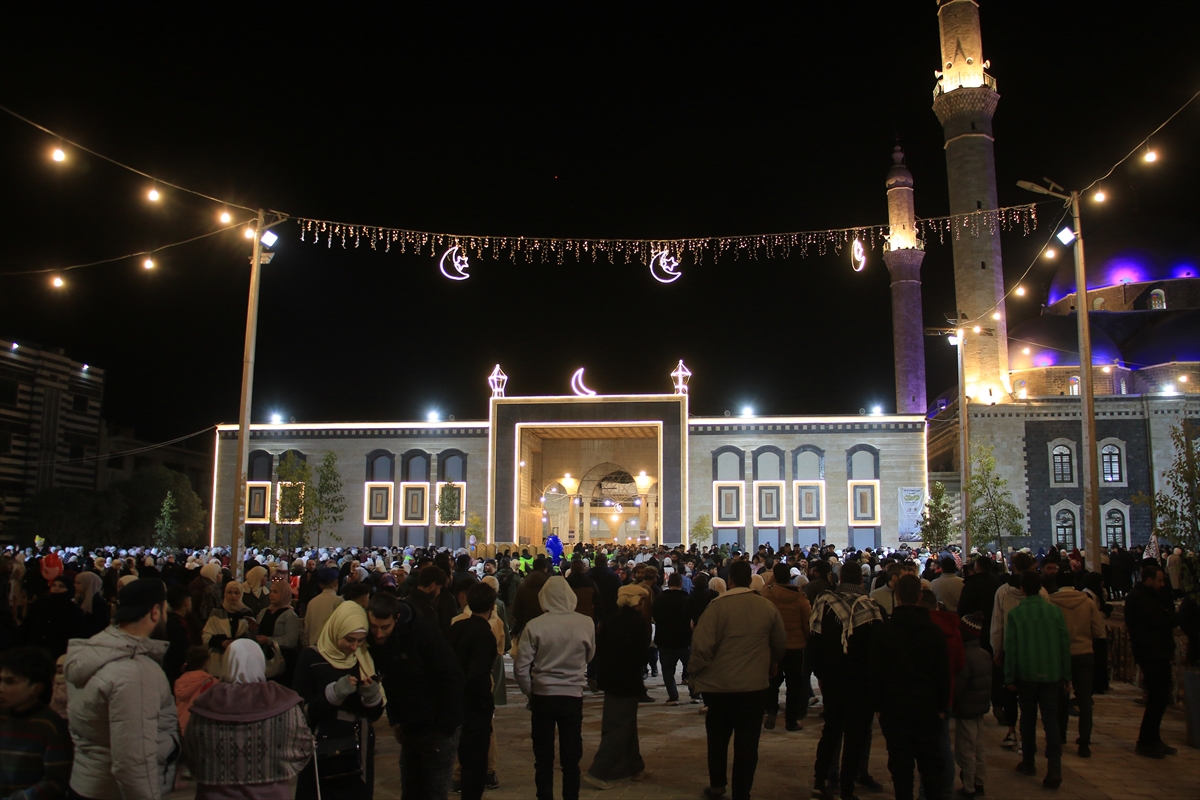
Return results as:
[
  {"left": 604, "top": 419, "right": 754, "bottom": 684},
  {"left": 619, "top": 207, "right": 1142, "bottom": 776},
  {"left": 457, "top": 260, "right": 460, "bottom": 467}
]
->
[
  {"left": 690, "top": 513, "right": 713, "bottom": 547},
  {"left": 964, "top": 443, "right": 1024, "bottom": 551},
  {"left": 437, "top": 482, "right": 463, "bottom": 546},
  {"left": 153, "top": 490, "right": 179, "bottom": 550},
  {"left": 918, "top": 481, "right": 958, "bottom": 552},
  {"left": 1134, "top": 421, "right": 1200, "bottom": 600},
  {"left": 309, "top": 451, "right": 346, "bottom": 550},
  {"left": 464, "top": 512, "right": 485, "bottom": 553},
  {"left": 272, "top": 452, "right": 314, "bottom": 550},
  {"left": 111, "top": 466, "right": 206, "bottom": 548}
]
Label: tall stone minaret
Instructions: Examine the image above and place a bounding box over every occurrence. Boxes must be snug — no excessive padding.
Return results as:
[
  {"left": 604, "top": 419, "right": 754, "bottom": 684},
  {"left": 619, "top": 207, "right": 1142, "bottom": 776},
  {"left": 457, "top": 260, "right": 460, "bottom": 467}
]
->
[
  {"left": 933, "top": 0, "right": 1009, "bottom": 402},
  {"left": 883, "top": 146, "right": 927, "bottom": 415}
]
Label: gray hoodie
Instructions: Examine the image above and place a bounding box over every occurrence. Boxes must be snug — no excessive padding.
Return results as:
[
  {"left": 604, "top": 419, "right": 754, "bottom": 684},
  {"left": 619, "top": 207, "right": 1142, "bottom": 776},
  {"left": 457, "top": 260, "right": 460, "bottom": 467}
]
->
[
  {"left": 513, "top": 576, "right": 596, "bottom": 697},
  {"left": 64, "top": 627, "right": 179, "bottom": 800}
]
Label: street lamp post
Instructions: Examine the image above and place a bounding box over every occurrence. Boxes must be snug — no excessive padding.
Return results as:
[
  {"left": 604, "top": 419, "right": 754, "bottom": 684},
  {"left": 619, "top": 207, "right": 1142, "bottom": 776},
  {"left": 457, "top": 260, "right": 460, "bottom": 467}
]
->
[
  {"left": 952, "top": 329, "right": 971, "bottom": 552},
  {"left": 1018, "top": 181, "right": 1100, "bottom": 561}
]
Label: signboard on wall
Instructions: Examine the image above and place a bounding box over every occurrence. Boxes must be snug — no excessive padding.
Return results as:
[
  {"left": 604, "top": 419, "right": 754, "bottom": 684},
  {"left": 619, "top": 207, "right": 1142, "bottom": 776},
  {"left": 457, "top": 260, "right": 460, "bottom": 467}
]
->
[{"left": 898, "top": 486, "right": 925, "bottom": 542}]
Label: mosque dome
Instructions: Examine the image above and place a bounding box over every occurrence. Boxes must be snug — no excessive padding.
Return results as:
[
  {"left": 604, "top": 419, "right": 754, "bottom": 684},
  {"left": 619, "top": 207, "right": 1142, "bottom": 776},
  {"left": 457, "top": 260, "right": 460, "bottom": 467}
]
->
[
  {"left": 1008, "top": 314, "right": 1125, "bottom": 370},
  {"left": 1122, "top": 308, "right": 1200, "bottom": 368},
  {"left": 1047, "top": 217, "right": 1199, "bottom": 305}
]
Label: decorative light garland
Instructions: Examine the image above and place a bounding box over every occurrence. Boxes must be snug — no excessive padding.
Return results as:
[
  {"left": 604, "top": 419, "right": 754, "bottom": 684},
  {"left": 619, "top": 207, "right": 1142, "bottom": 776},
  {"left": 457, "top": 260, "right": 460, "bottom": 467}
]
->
[{"left": 296, "top": 204, "right": 1038, "bottom": 281}]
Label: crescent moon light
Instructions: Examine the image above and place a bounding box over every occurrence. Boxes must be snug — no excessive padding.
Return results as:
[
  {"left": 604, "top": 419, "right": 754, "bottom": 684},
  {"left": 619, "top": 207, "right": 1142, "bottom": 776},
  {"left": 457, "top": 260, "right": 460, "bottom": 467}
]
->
[
  {"left": 649, "top": 250, "right": 682, "bottom": 284},
  {"left": 851, "top": 239, "right": 866, "bottom": 272},
  {"left": 570, "top": 368, "right": 597, "bottom": 397},
  {"left": 439, "top": 245, "right": 471, "bottom": 281}
]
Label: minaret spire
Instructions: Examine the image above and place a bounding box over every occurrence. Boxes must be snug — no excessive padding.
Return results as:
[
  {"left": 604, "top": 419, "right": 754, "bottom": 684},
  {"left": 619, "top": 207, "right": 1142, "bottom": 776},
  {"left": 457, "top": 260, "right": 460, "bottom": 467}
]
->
[
  {"left": 883, "top": 146, "right": 927, "bottom": 415},
  {"left": 933, "top": 0, "right": 1009, "bottom": 402}
]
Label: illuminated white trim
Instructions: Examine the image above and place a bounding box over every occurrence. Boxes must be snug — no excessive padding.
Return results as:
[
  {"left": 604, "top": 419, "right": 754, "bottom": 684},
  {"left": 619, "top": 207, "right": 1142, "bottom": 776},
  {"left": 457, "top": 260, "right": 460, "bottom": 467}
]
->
[
  {"left": 847, "top": 480, "right": 881, "bottom": 527},
  {"left": 398, "top": 482, "right": 430, "bottom": 526},
  {"left": 712, "top": 481, "right": 745, "bottom": 528},
  {"left": 435, "top": 481, "right": 468, "bottom": 526},
  {"left": 752, "top": 480, "right": 786, "bottom": 527},
  {"left": 488, "top": 365, "right": 508, "bottom": 398},
  {"left": 275, "top": 481, "right": 304, "bottom": 525},
  {"left": 851, "top": 239, "right": 867, "bottom": 272},
  {"left": 216, "top": 421, "right": 490, "bottom": 432},
  {"left": 363, "top": 482, "right": 394, "bottom": 526},
  {"left": 245, "top": 480, "right": 272, "bottom": 524},
  {"left": 439, "top": 245, "right": 470, "bottom": 280},
  {"left": 671, "top": 359, "right": 691, "bottom": 395},
  {"left": 570, "top": 368, "right": 597, "bottom": 397},
  {"left": 649, "top": 250, "right": 682, "bottom": 283},
  {"left": 792, "top": 480, "right": 826, "bottom": 527},
  {"left": 210, "top": 429, "right": 221, "bottom": 547},
  {"left": 688, "top": 415, "right": 927, "bottom": 425}
]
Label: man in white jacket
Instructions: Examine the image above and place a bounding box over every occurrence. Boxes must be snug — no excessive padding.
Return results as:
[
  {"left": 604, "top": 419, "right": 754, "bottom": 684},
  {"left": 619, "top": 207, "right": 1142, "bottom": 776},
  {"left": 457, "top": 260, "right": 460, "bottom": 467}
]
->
[
  {"left": 514, "top": 576, "right": 596, "bottom": 800},
  {"left": 990, "top": 551, "right": 1047, "bottom": 750},
  {"left": 64, "top": 579, "right": 179, "bottom": 800}
]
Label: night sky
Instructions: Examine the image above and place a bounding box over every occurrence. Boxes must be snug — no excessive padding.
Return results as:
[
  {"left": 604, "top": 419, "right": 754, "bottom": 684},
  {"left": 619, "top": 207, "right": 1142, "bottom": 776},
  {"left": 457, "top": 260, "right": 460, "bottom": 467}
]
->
[{"left": 2, "top": 2, "right": 1197, "bottom": 443}]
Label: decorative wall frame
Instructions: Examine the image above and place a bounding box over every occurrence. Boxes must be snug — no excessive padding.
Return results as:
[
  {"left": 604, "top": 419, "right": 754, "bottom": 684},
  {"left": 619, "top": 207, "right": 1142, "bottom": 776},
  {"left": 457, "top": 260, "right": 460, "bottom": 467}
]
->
[
  {"left": 399, "top": 482, "right": 430, "bottom": 526},
  {"left": 792, "top": 480, "right": 826, "bottom": 527},
  {"left": 712, "top": 481, "right": 744, "bottom": 527},
  {"left": 847, "top": 480, "right": 880, "bottom": 527},
  {"left": 435, "top": 481, "right": 467, "bottom": 527},
  {"left": 753, "top": 480, "right": 785, "bottom": 527},
  {"left": 364, "top": 482, "right": 394, "bottom": 526},
  {"left": 246, "top": 481, "right": 271, "bottom": 523},
  {"left": 275, "top": 481, "right": 304, "bottom": 525}
]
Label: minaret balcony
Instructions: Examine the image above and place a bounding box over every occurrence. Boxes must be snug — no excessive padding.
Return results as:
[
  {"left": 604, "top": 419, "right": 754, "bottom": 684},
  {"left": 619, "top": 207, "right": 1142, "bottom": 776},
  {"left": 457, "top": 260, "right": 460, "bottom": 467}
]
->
[{"left": 933, "top": 71, "right": 997, "bottom": 101}]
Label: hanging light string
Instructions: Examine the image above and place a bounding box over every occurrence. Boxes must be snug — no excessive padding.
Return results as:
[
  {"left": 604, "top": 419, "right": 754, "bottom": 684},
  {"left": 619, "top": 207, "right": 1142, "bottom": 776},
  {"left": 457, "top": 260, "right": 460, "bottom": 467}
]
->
[
  {"left": 1081, "top": 88, "right": 1200, "bottom": 194},
  {"left": 295, "top": 203, "right": 1041, "bottom": 265},
  {"left": 26, "top": 425, "right": 216, "bottom": 467},
  {"left": 0, "top": 218, "right": 254, "bottom": 277}
]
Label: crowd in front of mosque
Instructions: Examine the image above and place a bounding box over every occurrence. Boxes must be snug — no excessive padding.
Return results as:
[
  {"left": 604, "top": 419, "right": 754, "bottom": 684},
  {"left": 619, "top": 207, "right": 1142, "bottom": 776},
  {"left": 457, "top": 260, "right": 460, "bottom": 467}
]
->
[{"left": 0, "top": 534, "right": 1194, "bottom": 800}]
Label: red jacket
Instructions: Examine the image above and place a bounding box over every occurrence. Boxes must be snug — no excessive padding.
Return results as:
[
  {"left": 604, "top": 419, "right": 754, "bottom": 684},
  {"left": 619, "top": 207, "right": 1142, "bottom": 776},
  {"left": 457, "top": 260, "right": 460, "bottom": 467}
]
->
[{"left": 930, "top": 609, "right": 966, "bottom": 708}]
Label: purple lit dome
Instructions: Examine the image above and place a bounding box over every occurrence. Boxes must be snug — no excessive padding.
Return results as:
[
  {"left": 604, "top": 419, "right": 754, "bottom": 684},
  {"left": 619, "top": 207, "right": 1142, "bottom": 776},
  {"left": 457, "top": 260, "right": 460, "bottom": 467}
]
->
[
  {"left": 1047, "top": 218, "right": 1198, "bottom": 305},
  {"left": 1122, "top": 309, "right": 1200, "bottom": 368},
  {"left": 1008, "top": 314, "right": 1125, "bottom": 370}
]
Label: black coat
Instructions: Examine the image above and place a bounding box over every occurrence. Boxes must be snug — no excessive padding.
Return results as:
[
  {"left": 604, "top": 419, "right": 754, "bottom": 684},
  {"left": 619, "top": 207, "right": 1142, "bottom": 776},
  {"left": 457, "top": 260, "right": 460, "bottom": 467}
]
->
[
  {"left": 20, "top": 593, "right": 84, "bottom": 658},
  {"left": 652, "top": 589, "right": 692, "bottom": 648},
  {"left": 594, "top": 607, "right": 650, "bottom": 697},
  {"left": 370, "top": 600, "right": 463, "bottom": 738},
  {"left": 869, "top": 605, "right": 950, "bottom": 718},
  {"left": 1124, "top": 582, "right": 1179, "bottom": 663},
  {"left": 448, "top": 615, "right": 496, "bottom": 716}
]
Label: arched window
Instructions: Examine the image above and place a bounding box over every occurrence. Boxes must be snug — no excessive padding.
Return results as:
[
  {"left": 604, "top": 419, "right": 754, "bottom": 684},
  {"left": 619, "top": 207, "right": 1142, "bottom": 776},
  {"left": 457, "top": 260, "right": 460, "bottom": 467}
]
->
[
  {"left": 1092, "top": 296, "right": 1106, "bottom": 311},
  {"left": 1055, "top": 509, "right": 1076, "bottom": 547},
  {"left": 1101, "top": 444, "right": 1122, "bottom": 483},
  {"left": 1149, "top": 289, "right": 1166, "bottom": 310},
  {"left": 1104, "top": 509, "right": 1126, "bottom": 548},
  {"left": 1068, "top": 376, "right": 1080, "bottom": 396},
  {"left": 714, "top": 449, "right": 743, "bottom": 481},
  {"left": 1052, "top": 445, "right": 1073, "bottom": 484},
  {"left": 248, "top": 450, "right": 273, "bottom": 481}
]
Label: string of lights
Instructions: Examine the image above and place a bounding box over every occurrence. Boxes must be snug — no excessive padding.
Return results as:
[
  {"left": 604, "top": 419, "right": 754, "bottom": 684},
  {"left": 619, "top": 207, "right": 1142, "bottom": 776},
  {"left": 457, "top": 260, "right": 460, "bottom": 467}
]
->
[{"left": 25, "top": 425, "right": 216, "bottom": 468}]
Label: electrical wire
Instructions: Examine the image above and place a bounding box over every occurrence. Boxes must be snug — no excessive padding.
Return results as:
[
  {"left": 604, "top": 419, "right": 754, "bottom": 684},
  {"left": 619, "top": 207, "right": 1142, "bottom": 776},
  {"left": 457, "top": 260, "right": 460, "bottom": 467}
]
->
[
  {"left": 29, "top": 425, "right": 216, "bottom": 467},
  {"left": 0, "top": 219, "right": 256, "bottom": 277},
  {"left": 0, "top": 104, "right": 258, "bottom": 213},
  {"left": 1081, "top": 88, "right": 1200, "bottom": 193}
]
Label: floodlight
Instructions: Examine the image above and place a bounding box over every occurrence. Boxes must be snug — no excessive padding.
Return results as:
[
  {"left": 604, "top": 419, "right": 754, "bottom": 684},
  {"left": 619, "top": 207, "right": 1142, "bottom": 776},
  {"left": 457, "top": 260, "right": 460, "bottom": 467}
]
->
[
  {"left": 1056, "top": 227, "right": 1077, "bottom": 246},
  {"left": 261, "top": 230, "right": 279, "bottom": 247},
  {"left": 270, "top": 413, "right": 283, "bottom": 424}
]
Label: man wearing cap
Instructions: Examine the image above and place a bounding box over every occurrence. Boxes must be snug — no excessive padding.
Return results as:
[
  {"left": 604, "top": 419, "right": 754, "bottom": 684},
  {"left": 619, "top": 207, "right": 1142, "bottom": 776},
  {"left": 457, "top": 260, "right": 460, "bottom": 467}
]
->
[
  {"left": 302, "top": 567, "right": 344, "bottom": 647},
  {"left": 63, "top": 579, "right": 179, "bottom": 800}
]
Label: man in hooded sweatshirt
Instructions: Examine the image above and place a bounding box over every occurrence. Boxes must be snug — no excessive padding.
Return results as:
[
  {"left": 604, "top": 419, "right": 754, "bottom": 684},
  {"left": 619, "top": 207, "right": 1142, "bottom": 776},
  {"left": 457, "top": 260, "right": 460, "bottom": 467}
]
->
[
  {"left": 63, "top": 579, "right": 180, "bottom": 800},
  {"left": 1047, "top": 573, "right": 1106, "bottom": 757},
  {"left": 513, "top": 576, "right": 596, "bottom": 800}
]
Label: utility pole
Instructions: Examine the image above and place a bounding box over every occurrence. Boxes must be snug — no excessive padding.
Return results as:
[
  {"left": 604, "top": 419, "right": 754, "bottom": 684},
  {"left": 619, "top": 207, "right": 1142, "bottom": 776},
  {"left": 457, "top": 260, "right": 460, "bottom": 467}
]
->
[
  {"left": 1069, "top": 191, "right": 1101, "bottom": 562},
  {"left": 956, "top": 327, "right": 971, "bottom": 552},
  {"left": 230, "top": 208, "right": 266, "bottom": 578}
]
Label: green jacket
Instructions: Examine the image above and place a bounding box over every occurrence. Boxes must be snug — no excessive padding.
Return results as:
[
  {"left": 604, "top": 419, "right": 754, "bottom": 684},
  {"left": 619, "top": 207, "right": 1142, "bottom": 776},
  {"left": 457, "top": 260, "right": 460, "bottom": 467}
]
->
[{"left": 1004, "top": 594, "right": 1071, "bottom": 685}]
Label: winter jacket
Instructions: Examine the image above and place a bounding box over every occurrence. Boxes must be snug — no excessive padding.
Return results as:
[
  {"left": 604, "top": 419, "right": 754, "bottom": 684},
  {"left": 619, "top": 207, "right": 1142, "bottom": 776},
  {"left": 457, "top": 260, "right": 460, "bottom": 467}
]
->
[
  {"left": 63, "top": 627, "right": 180, "bottom": 800},
  {"left": 652, "top": 588, "right": 692, "bottom": 649},
  {"left": 869, "top": 605, "right": 949, "bottom": 718},
  {"left": 589, "top": 566, "right": 622, "bottom": 617},
  {"left": 930, "top": 609, "right": 966, "bottom": 707},
  {"left": 173, "top": 670, "right": 218, "bottom": 735},
  {"left": 956, "top": 572, "right": 1001, "bottom": 645},
  {"left": 1124, "top": 581, "right": 1179, "bottom": 663},
  {"left": 689, "top": 588, "right": 787, "bottom": 694},
  {"left": 953, "top": 638, "right": 993, "bottom": 718},
  {"left": 1004, "top": 595, "right": 1071, "bottom": 685},
  {"left": 565, "top": 571, "right": 603, "bottom": 622},
  {"left": 930, "top": 573, "right": 965, "bottom": 613},
  {"left": 509, "top": 570, "right": 550, "bottom": 638},
  {"left": 372, "top": 601, "right": 463, "bottom": 738},
  {"left": 449, "top": 616, "right": 499, "bottom": 716},
  {"left": 760, "top": 582, "right": 811, "bottom": 649},
  {"left": 513, "top": 577, "right": 596, "bottom": 697},
  {"left": 495, "top": 567, "right": 522, "bottom": 608},
  {"left": 989, "top": 577, "right": 1047, "bottom": 656},
  {"left": 1047, "top": 587, "right": 1106, "bottom": 655},
  {"left": 594, "top": 607, "right": 650, "bottom": 697}
]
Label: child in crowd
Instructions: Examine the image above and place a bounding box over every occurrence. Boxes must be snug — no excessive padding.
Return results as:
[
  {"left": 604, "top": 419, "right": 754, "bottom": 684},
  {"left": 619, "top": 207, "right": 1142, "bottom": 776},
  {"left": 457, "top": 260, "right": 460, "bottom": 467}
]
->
[
  {"left": 0, "top": 647, "right": 73, "bottom": 800},
  {"left": 174, "top": 646, "right": 218, "bottom": 736},
  {"left": 954, "top": 612, "right": 992, "bottom": 797}
]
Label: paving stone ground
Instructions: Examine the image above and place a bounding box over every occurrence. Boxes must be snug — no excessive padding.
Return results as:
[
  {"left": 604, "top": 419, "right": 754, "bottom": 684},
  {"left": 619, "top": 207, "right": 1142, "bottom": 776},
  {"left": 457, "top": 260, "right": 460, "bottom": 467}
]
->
[{"left": 176, "top": 656, "right": 1195, "bottom": 800}]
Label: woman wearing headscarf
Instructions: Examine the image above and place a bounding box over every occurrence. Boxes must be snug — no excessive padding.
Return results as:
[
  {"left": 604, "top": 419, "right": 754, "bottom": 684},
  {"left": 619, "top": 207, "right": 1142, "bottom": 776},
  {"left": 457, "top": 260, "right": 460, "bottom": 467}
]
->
[
  {"left": 256, "top": 579, "right": 300, "bottom": 685},
  {"left": 583, "top": 584, "right": 651, "bottom": 789},
  {"left": 241, "top": 566, "right": 270, "bottom": 616},
  {"left": 74, "top": 571, "right": 108, "bottom": 637},
  {"left": 191, "top": 561, "right": 224, "bottom": 623},
  {"left": 293, "top": 602, "right": 384, "bottom": 800},
  {"left": 185, "top": 639, "right": 313, "bottom": 800},
  {"left": 203, "top": 580, "right": 258, "bottom": 679}
]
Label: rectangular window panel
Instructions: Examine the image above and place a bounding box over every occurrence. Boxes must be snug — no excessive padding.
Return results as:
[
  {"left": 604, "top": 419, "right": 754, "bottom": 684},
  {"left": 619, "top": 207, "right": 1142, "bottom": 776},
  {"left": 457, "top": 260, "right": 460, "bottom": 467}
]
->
[
  {"left": 754, "top": 481, "right": 785, "bottom": 526},
  {"left": 435, "top": 481, "right": 467, "bottom": 527},
  {"left": 712, "top": 482, "right": 744, "bottom": 527},
  {"left": 245, "top": 482, "right": 271, "bottom": 523},
  {"left": 364, "top": 482, "right": 394, "bottom": 526},
  {"left": 793, "top": 481, "right": 825, "bottom": 527},
  {"left": 399, "top": 482, "right": 429, "bottom": 526},
  {"left": 847, "top": 480, "right": 880, "bottom": 527}
]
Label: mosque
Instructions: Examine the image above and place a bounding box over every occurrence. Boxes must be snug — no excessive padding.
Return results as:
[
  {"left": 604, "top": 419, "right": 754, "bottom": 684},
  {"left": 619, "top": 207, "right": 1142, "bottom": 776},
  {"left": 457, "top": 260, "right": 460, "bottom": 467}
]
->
[{"left": 210, "top": 0, "right": 1198, "bottom": 555}]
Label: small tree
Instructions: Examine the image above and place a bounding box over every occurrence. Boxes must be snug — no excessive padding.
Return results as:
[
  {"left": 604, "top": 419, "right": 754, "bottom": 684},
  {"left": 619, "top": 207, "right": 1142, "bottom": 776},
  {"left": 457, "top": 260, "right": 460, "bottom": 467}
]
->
[
  {"left": 964, "top": 443, "right": 1024, "bottom": 550},
  {"left": 464, "top": 512, "right": 485, "bottom": 552},
  {"left": 690, "top": 513, "right": 713, "bottom": 548},
  {"left": 309, "top": 452, "right": 346, "bottom": 550},
  {"left": 437, "top": 483, "right": 463, "bottom": 545},
  {"left": 918, "top": 481, "right": 958, "bottom": 552},
  {"left": 153, "top": 491, "right": 178, "bottom": 551},
  {"left": 273, "top": 452, "right": 313, "bottom": 549},
  {"left": 1134, "top": 421, "right": 1200, "bottom": 601}
]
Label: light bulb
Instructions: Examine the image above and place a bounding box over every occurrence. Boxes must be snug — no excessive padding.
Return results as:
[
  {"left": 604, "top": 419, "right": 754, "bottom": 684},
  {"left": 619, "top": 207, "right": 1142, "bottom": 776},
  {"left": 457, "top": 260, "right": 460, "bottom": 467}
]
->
[
  {"left": 52, "top": 276, "right": 64, "bottom": 288},
  {"left": 1015, "top": 286, "right": 1026, "bottom": 296},
  {"left": 972, "top": 325, "right": 981, "bottom": 333},
  {"left": 1045, "top": 248, "right": 1056, "bottom": 259},
  {"left": 219, "top": 211, "right": 232, "bottom": 224},
  {"left": 1022, "top": 347, "right": 1031, "bottom": 355},
  {"left": 1093, "top": 190, "right": 1106, "bottom": 202},
  {"left": 1144, "top": 150, "right": 1157, "bottom": 163},
  {"left": 148, "top": 188, "right": 160, "bottom": 201},
  {"left": 992, "top": 312, "right": 1001, "bottom": 320},
  {"left": 1102, "top": 366, "right": 1111, "bottom": 374},
  {"left": 52, "top": 148, "right": 65, "bottom": 162},
  {"left": 1180, "top": 375, "right": 1189, "bottom": 383},
  {"left": 143, "top": 259, "right": 154, "bottom": 269},
  {"left": 244, "top": 227, "right": 255, "bottom": 239}
]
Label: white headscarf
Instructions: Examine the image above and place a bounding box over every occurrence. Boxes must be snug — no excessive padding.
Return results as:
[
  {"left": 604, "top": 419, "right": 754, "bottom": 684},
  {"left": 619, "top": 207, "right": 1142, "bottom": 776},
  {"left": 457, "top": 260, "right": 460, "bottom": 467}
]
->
[{"left": 223, "top": 639, "right": 266, "bottom": 684}]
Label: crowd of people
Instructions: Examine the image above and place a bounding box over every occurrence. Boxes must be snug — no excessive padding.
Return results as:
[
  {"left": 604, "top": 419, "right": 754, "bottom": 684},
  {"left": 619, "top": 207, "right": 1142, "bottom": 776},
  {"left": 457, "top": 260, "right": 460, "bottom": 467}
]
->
[{"left": 0, "top": 535, "right": 1194, "bottom": 800}]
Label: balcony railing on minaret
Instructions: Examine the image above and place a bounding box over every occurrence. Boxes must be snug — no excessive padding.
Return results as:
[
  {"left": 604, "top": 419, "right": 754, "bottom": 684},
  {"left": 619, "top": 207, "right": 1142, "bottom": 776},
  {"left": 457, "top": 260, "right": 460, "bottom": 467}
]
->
[{"left": 933, "top": 71, "right": 997, "bottom": 101}]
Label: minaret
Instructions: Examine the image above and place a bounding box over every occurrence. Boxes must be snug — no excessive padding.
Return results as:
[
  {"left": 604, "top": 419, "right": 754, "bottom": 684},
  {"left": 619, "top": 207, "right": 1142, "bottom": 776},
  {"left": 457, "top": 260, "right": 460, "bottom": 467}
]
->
[
  {"left": 883, "top": 146, "right": 928, "bottom": 415},
  {"left": 933, "top": 0, "right": 1009, "bottom": 402}
]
